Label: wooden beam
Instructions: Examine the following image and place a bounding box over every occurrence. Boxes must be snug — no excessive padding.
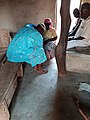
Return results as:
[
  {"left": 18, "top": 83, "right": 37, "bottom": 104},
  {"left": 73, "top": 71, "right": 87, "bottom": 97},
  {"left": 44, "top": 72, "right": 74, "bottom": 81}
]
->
[
  {"left": 0, "top": 62, "right": 21, "bottom": 120},
  {"left": 55, "top": 0, "right": 71, "bottom": 77}
]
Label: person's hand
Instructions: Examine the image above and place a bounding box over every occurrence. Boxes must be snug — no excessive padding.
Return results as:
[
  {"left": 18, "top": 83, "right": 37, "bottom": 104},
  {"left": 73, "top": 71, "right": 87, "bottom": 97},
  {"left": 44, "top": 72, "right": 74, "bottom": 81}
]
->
[
  {"left": 68, "top": 37, "right": 74, "bottom": 41},
  {"left": 68, "top": 37, "right": 75, "bottom": 41},
  {"left": 68, "top": 38, "right": 72, "bottom": 41}
]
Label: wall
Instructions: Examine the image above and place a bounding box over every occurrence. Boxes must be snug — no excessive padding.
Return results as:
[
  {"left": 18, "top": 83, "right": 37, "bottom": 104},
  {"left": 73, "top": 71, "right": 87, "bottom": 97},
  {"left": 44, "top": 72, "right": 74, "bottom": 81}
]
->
[
  {"left": 0, "top": 0, "right": 56, "bottom": 32},
  {"left": 82, "top": 0, "right": 90, "bottom": 3}
]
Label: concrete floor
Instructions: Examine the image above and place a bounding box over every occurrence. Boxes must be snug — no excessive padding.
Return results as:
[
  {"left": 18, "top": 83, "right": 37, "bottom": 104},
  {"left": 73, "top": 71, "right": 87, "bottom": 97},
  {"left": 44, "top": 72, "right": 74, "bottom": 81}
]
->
[{"left": 9, "top": 58, "right": 90, "bottom": 120}]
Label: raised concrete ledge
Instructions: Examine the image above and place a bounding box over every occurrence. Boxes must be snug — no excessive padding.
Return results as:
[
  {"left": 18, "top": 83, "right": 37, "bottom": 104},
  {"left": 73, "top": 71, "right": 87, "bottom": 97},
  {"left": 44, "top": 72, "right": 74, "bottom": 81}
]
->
[{"left": 66, "top": 51, "right": 90, "bottom": 73}]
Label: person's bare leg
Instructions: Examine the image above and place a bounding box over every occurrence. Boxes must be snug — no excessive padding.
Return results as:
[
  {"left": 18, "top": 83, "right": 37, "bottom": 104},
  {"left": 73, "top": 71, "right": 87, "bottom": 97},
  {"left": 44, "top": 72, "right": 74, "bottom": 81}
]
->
[{"left": 46, "top": 50, "right": 51, "bottom": 59}]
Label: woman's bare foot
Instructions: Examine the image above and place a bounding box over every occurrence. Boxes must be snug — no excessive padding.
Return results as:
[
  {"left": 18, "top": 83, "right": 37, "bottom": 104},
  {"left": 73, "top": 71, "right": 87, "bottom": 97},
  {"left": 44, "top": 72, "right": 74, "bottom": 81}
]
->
[
  {"left": 34, "top": 66, "right": 48, "bottom": 74},
  {"left": 36, "top": 68, "right": 48, "bottom": 74}
]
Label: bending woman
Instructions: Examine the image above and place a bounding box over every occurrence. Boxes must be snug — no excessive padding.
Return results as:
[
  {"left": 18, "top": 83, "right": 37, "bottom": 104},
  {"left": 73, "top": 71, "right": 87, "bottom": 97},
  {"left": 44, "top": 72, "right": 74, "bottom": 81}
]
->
[{"left": 6, "top": 24, "right": 48, "bottom": 74}]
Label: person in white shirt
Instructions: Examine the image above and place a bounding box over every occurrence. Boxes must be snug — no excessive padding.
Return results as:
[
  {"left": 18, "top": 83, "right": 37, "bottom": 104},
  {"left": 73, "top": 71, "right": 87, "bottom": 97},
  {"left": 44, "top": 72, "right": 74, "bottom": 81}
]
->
[{"left": 68, "top": 3, "right": 90, "bottom": 50}]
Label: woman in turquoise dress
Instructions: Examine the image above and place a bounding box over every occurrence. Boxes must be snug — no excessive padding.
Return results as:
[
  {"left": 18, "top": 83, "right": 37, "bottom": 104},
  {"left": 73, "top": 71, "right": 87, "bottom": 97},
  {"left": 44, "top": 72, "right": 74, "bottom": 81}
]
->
[{"left": 6, "top": 24, "right": 48, "bottom": 74}]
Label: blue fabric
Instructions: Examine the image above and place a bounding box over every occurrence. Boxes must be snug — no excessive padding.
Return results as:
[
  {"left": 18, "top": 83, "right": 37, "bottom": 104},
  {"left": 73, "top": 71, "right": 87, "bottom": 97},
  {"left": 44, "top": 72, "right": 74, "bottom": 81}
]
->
[
  {"left": 6, "top": 27, "right": 47, "bottom": 67},
  {"left": 24, "top": 24, "right": 36, "bottom": 28}
]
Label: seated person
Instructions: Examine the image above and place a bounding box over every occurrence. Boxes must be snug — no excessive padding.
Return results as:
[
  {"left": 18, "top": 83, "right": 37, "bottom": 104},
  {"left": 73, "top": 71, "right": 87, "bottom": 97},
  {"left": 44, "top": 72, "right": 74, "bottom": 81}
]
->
[
  {"left": 67, "top": 3, "right": 90, "bottom": 51},
  {"left": 6, "top": 24, "right": 48, "bottom": 74},
  {"left": 43, "top": 18, "right": 57, "bottom": 59},
  {"left": 68, "top": 8, "right": 82, "bottom": 37}
]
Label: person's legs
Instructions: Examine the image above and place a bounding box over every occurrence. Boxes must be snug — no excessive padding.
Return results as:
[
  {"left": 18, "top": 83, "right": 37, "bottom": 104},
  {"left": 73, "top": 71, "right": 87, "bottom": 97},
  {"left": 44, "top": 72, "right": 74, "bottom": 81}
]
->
[
  {"left": 44, "top": 41, "right": 56, "bottom": 60},
  {"left": 45, "top": 50, "right": 51, "bottom": 59}
]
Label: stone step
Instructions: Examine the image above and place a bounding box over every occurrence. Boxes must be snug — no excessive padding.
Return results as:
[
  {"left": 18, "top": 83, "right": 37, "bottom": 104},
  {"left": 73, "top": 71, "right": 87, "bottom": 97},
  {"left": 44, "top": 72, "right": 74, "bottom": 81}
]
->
[{"left": 66, "top": 51, "right": 90, "bottom": 73}]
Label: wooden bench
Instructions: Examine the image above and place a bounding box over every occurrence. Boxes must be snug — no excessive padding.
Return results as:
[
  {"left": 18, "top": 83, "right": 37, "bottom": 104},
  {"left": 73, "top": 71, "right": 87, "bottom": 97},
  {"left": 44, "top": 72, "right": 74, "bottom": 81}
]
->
[
  {"left": 0, "top": 48, "right": 7, "bottom": 67},
  {"left": 0, "top": 61, "right": 23, "bottom": 120},
  {"left": 0, "top": 30, "right": 23, "bottom": 119}
]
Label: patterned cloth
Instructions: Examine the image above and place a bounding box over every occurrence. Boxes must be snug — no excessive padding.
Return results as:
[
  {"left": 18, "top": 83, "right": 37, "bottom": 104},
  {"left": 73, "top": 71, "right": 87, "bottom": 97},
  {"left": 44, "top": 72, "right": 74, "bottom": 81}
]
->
[
  {"left": 43, "top": 27, "right": 57, "bottom": 41},
  {"left": 44, "top": 41, "right": 56, "bottom": 58},
  {"left": 43, "top": 27, "right": 57, "bottom": 59},
  {"left": 6, "top": 27, "right": 47, "bottom": 67}
]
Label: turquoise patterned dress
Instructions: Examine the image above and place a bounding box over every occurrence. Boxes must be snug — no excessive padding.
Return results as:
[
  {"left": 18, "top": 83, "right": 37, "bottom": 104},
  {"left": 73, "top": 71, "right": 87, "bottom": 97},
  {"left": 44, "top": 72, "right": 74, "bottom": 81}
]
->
[{"left": 6, "top": 27, "right": 47, "bottom": 67}]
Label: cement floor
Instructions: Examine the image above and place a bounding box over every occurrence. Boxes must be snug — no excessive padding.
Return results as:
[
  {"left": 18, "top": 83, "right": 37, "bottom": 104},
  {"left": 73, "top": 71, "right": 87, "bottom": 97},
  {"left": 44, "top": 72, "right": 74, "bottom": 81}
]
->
[{"left": 10, "top": 58, "right": 90, "bottom": 120}]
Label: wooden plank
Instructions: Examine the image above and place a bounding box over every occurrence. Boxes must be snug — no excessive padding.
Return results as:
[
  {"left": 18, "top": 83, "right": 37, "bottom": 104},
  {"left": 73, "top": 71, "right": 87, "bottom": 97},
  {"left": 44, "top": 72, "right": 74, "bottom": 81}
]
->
[
  {"left": 0, "top": 51, "right": 6, "bottom": 62},
  {"left": 17, "top": 64, "right": 24, "bottom": 77},
  {"left": 0, "top": 29, "right": 11, "bottom": 48},
  {"left": 0, "top": 100, "right": 10, "bottom": 120},
  {"left": 5, "top": 76, "right": 17, "bottom": 107},
  {"left": 0, "top": 61, "right": 21, "bottom": 103},
  {"left": 0, "top": 56, "right": 7, "bottom": 67},
  {"left": 0, "top": 61, "right": 22, "bottom": 120},
  {"left": 0, "top": 47, "right": 7, "bottom": 67}
]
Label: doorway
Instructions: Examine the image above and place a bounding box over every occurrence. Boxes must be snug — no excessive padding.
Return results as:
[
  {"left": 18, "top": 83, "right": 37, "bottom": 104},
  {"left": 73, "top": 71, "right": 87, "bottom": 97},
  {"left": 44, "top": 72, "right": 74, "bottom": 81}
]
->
[{"left": 56, "top": 0, "right": 80, "bottom": 36}]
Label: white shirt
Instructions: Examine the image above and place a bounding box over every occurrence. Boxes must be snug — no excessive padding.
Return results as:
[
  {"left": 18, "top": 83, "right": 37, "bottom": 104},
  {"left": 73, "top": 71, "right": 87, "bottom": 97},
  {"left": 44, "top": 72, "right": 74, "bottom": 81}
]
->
[{"left": 75, "top": 16, "right": 90, "bottom": 45}]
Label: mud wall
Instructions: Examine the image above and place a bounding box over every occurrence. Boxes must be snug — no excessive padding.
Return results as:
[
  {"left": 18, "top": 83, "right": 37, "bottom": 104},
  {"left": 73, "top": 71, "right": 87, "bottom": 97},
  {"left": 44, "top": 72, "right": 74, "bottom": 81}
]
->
[
  {"left": 0, "top": 0, "right": 56, "bottom": 32},
  {"left": 82, "top": 0, "right": 90, "bottom": 3}
]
